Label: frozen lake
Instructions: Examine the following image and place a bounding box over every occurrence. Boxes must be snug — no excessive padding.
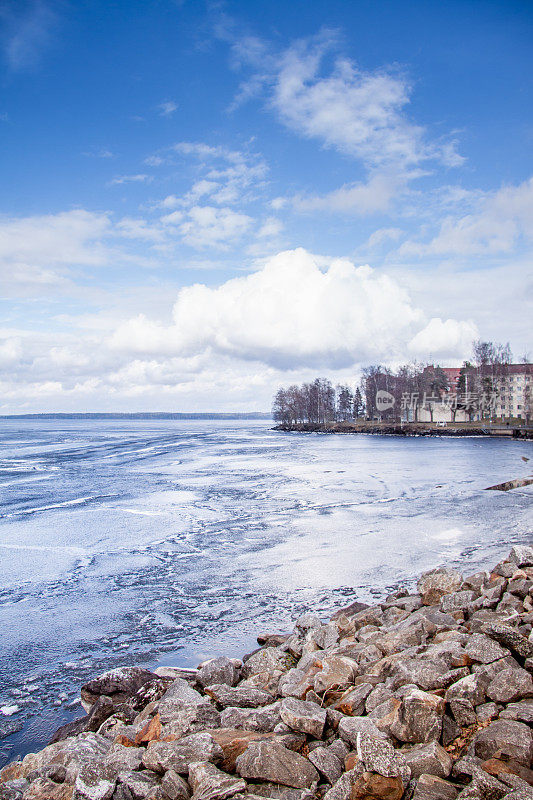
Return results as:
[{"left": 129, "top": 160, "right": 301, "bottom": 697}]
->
[{"left": 0, "top": 418, "right": 532, "bottom": 765}]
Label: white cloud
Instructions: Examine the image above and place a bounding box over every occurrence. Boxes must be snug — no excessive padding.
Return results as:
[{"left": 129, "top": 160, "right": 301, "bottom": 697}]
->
[
  {"left": 408, "top": 318, "right": 478, "bottom": 358},
  {"left": 158, "top": 100, "right": 178, "bottom": 117},
  {"left": 0, "top": 209, "right": 111, "bottom": 270},
  {"left": 231, "top": 33, "right": 462, "bottom": 172},
  {"left": 110, "top": 248, "right": 474, "bottom": 369},
  {"left": 171, "top": 205, "right": 253, "bottom": 249},
  {"left": 109, "top": 174, "right": 152, "bottom": 186},
  {"left": 1, "top": 0, "right": 58, "bottom": 71},
  {"left": 257, "top": 217, "right": 283, "bottom": 237},
  {"left": 293, "top": 174, "right": 401, "bottom": 215},
  {"left": 0, "top": 337, "right": 22, "bottom": 366},
  {"left": 366, "top": 227, "right": 404, "bottom": 249},
  {"left": 400, "top": 176, "right": 533, "bottom": 256}
]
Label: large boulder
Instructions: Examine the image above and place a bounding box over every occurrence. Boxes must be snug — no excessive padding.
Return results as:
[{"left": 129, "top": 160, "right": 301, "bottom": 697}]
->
[{"left": 235, "top": 741, "right": 319, "bottom": 788}]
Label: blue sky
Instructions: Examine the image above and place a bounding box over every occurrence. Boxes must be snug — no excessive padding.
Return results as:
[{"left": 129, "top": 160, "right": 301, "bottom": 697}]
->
[{"left": 1, "top": 0, "right": 532, "bottom": 411}]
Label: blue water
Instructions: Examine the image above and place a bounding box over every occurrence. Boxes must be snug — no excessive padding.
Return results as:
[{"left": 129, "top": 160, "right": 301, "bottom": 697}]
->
[{"left": 0, "top": 419, "right": 532, "bottom": 765}]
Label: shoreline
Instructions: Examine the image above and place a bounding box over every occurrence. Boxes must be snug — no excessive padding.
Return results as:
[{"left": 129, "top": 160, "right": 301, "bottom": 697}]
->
[
  {"left": 3, "top": 545, "right": 533, "bottom": 799},
  {"left": 274, "top": 422, "right": 533, "bottom": 439}
]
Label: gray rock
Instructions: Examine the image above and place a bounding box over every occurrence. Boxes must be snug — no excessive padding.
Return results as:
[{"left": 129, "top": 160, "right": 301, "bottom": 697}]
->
[
  {"left": 235, "top": 741, "right": 319, "bottom": 789},
  {"left": 104, "top": 744, "right": 143, "bottom": 773},
  {"left": 486, "top": 667, "right": 533, "bottom": 703},
  {"left": 484, "top": 623, "right": 533, "bottom": 660},
  {"left": 204, "top": 685, "right": 272, "bottom": 709},
  {"left": 446, "top": 674, "right": 486, "bottom": 726},
  {"left": 357, "top": 735, "right": 406, "bottom": 778},
  {"left": 81, "top": 668, "right": 159, "bottom": 710},
  {"left": 74, "top": 762, "right": 116, "bottom": 800},
  {"left": 142, "top": 733, "right": 224, "bottom": 775},
  {"left": 198, "top": 659, "right": 240, "bottom": 689},
  {"left": 188, "top": 761, "right": 246, "bottom": 800},
  {"left": 500, "top": 699, "right": 533, "bottom": 723},
  {"left": 365, "top": 684, "right": 393, "bottom": 714},
  {"left": 116, "top": 770, "right": 161, "bottom": 800},
  {"left": 417, "top": 568, "right": 463, "bottom": 606},
  {"left": 219, "top": 703, "right": 281, "bottom": 733},
  {"left": 473, "top": 719, "right": 533, "bottom": 766},
  {"left": 160, "top": 679, "right": 205, "bottom": 706},
  {"left": 158, "top": 702, "right": 221, "bottom": 736},
  {"left": 161, "top": 770, "right": 191, "bottom": 800},
  {"left": 465, "top": 634, "right": 509, "bottom": 664},
  {"left": 307, "top": 747, "right": 342, "bottom": 784},
  {"left": 322, "top": 768, "right": 364, "bottom": 800},
  {"left": 390, "top": 687, "right": 445, "bottom": 744},
  {"left": 510, "top": 546, "right": 533, "bottom": 567},
  {"left": 21, "top": 732, "right": 111, "bottom": 784},
  {"left": 279, "top": 698, "right": 326, "bottom": 738},
  {"left": 401, "top": 742, "right": 452, "bottom": 780},
  {"left": 440, "top": 591, "right": 476, "bottom": 614},
  {"left": 241, "top": 649, "right": 291, "bottom": 679},
  {"left": 475, "top": 702, "right": 500, "bottom": 723},
  {"left": 412, "top": 774, "right": 458, "bottom": 800},
  {"left": 294, "top": 613, "right": 322, "bottom": 634},
  {"left": 337, "top": 715, "right": 389, "bottom": 746}
]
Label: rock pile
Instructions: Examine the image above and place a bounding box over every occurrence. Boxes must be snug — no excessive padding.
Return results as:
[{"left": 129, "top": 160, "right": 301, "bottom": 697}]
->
[{"left": 3, "top": 545, "right": 533, "bottom": 800}]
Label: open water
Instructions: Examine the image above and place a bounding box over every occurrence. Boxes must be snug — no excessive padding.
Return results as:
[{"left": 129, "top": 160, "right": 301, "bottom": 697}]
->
[{"left": 0, "top": 418, "right": 532, "bottom": 765}]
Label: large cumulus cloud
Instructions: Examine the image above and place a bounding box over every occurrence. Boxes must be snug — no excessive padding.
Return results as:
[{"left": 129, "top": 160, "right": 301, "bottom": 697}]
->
[{"left": 110, "top": 248, "right": 476, "bottom": 369}]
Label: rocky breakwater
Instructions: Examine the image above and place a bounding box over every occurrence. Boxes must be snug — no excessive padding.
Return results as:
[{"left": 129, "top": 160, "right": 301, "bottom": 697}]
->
[{"left": 5, "top": 546, "right": 533, "bottom": 800}]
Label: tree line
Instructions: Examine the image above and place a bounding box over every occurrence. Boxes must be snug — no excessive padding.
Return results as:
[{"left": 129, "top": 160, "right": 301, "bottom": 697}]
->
[{"left": 272, "top": 340, "right": 521, "bottom": 424}]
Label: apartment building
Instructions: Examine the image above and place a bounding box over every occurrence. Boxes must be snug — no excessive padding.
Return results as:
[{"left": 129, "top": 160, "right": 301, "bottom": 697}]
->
[{"left": 494, "top": 363, "right": 533, "bottom": 420}]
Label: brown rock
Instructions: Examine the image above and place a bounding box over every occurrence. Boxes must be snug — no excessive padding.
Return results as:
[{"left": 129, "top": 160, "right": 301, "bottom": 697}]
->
[
  {"left": 206, "top": 729, "right": 280, "bottom": 772},
  {"left": 134, "top": 713, "right": 162, "bottom": 745},
  {"left": 351, "top": 772, "right": 404, "bottom": 800},
  {"left": 417, "top": 568, "right": 463, "bottom": 606},
  {"left": 481, "top": 758, "right": 533, "bottom": 787},
  {"left": 333, "top": 684, "right": 374, "bottom": 716},
  {"left": 313, "top": 656, "right": 359, "bottom": 694},
  {"left": 0, "top": 764, "right": 25, "bottom": 783},
  {"left": 235, "top": 741, "right": 319, "bottom": 788}
]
